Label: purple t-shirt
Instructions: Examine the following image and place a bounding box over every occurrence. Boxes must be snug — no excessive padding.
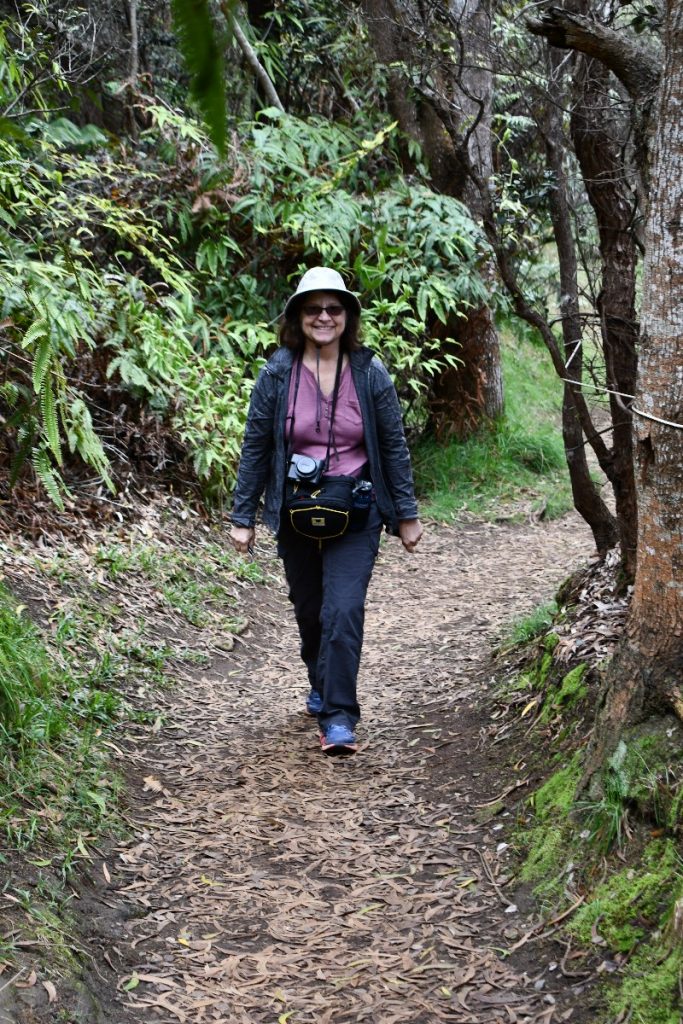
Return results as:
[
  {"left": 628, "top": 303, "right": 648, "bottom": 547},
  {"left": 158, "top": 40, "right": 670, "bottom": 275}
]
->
[{"left": 286, "top": 361, "right": 368, "bottom": 477}]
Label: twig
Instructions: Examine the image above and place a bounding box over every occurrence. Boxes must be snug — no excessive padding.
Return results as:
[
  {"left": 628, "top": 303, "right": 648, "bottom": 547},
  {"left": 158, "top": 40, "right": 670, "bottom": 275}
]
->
[
  {"left": 506, "top": 895, "right": 586, "bottom": 952},
  {"left": 473, "top": 778, "right": 530, "bottom": 808},
  {"left": 0, "top": 967, "right": 25, "bottom": 995}
]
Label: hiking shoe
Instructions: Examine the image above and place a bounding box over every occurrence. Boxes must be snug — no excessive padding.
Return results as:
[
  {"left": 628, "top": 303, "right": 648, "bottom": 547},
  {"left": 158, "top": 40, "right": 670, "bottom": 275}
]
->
[
  {"left": 305, "top": 688, "right": 324, "bottom": 716},
  {"left": 319, "top": 723, "right": 358, "bottom": 756}
]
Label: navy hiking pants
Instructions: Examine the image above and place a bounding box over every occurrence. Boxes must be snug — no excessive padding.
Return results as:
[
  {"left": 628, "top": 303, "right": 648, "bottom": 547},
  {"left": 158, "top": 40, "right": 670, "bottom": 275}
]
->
[{"left": 277, "top": 503, "right": 383, "bottom": 730}]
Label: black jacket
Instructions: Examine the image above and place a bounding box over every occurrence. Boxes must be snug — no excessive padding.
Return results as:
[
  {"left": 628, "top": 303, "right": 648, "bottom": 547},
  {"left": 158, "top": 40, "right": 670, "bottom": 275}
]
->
[{"left": 231, "top": 346, "right": 419, "bottom": 535}]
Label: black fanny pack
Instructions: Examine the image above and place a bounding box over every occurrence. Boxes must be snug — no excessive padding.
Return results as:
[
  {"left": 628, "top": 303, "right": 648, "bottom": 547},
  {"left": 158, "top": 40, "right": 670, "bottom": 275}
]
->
[{"left": 285, "top": 475, "right": 356, "bottom": 540}]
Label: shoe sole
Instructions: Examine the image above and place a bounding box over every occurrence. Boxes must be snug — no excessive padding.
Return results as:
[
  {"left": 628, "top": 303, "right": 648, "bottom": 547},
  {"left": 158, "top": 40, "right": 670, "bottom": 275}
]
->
[{"left": 319, "top": 732, "right": 358, "bottom": 756}]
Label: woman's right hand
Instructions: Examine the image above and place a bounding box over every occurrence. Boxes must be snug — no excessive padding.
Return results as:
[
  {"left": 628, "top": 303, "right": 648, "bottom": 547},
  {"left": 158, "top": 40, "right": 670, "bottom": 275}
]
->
[{"left": 230, "top": 525, "right": 255, "bottom": 555}]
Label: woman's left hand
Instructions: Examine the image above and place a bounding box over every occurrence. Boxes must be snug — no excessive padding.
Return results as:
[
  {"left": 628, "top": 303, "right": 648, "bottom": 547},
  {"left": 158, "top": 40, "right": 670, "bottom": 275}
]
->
[{"left": 398, "top": 518, "right": 423, "bottom": 553}]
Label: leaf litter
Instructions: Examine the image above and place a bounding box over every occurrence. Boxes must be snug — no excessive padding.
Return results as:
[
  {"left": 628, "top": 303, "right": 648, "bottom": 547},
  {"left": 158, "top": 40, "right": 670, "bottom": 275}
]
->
[{"left": 94, "top": 512, "right": 594, "bottom": 1024}]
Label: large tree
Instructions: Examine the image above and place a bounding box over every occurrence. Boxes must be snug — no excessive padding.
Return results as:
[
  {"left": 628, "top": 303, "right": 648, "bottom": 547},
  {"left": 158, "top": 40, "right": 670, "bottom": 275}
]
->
[{"left": 578, "top": 0, "right": 683, "bottom": 776}]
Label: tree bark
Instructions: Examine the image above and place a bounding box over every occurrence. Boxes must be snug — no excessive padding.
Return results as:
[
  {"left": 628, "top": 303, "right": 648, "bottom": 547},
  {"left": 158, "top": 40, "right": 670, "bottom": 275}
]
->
[
  {"left": 581, "top": 0, "right": 683, "bottom": 784},
  {"left": 526, "top": 8, "right": 660, "bottom": 102},
  {"left": 543, "top": 51, "right": 618, "bottom": 554},
  {"left": 570, "top": 50, "right": 639, "bottom": 575}
]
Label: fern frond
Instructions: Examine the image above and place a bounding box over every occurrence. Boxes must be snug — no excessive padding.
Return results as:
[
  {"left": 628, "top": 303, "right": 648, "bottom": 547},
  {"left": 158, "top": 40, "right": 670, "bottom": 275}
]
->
[
  {"left": 9, "top": 421, "right": 36, "bottom": 487},
  {"left": 32, "top": 336, "right": 52, "bottom": 393},
  {"left": 32, "top": 448, "right": 66, "bottom": 510},
  {"left": 21, "top": 318, "right": 48, "bottom": 349},
  {"left": 170, "top": 0, "right": 231, "bottom": 155},
  {"left": 40, "top": 377, "right": 62, "bottom": 466}
]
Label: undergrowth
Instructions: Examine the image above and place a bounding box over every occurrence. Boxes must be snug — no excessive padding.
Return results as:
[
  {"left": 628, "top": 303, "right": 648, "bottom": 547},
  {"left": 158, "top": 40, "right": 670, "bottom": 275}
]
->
[{"left": 414, "top": 326, "right": 572, "bottom": 521}]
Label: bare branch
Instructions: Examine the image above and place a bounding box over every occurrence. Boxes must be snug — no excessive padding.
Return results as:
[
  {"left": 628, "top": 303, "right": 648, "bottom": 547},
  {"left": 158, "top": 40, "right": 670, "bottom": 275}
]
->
[
  {"left": 526, "top": 8, "right": 660, "bottom": 101},
  {"left": 222, "top": 5, "right": 284, "bottom": 112}
]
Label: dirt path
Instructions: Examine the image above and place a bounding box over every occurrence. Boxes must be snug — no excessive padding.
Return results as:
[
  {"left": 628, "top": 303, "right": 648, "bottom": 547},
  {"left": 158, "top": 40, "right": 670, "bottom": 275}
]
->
[{"left": 81, "top": 513, "right": 594, "bottom": 1024}]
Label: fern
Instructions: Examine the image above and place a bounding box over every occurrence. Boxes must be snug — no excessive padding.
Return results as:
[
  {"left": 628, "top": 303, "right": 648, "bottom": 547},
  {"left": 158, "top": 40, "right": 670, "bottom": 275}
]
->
[
  {"left": 170, "top": 0, "right": 230, "bottom": 154},
  {"left": 40, "top": 376, "right": 62, "bottom": 466},
  {"left": 9, "top": 422, "right": 36, "bottom": 488},
  {"left": 64, "top": 398, "right": 114, "bottom": 492},
  {"left": 32, "top": 448, "right": 66, "bottom": 510},
  {"left": 32, "top": 336, "right": 52, "bottom": 394},
  {"left": 21, "top": 318, "right": 48, "bottom": 349}
]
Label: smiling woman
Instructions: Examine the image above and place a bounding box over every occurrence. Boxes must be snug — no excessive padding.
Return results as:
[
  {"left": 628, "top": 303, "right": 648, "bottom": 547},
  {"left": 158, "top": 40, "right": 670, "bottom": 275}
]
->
[{"left": 229, "top": 266, "right": 423, "bottom": 756}]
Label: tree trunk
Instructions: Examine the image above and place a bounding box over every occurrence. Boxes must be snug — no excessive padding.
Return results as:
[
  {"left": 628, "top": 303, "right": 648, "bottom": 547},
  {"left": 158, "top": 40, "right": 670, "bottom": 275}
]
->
[
  {"left": 581, "top": 0, "right": 683, "bottom": 784},
  {"left": 570, "top": 49, "right": 639, "bottom": 576},
  {"left": 543, "top": 49, "right": 618, "bottom": 553},
  {"left": 428, "top": 307, "right": 503, "bottom": 439},
  {"left": 362, "top": 0, "right": 503, "bottom": 437}
]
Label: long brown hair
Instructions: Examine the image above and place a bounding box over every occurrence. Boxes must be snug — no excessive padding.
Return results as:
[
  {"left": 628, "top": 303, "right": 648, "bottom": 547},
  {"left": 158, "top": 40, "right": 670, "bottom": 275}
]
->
[{"left": 279, "top": 294, "right": 362, "bottom": 352}]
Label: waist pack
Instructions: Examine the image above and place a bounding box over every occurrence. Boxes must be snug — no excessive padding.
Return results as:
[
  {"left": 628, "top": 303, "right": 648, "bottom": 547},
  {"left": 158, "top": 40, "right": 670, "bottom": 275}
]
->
[{"left": 285, "top": 476, "right": 364, "bottom": 540}]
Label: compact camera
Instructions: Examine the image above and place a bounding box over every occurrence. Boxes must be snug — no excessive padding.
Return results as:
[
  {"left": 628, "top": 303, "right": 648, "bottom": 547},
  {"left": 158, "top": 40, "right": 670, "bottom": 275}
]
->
[{"left": 287, "top": 453, "right": 326, "bottom": 485}]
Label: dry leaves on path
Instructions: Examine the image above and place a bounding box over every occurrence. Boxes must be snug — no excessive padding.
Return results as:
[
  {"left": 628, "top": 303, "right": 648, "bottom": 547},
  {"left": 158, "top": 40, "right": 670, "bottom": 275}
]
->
[{"left": 90, "top": 514, "right": 595, "bottom": 1022}]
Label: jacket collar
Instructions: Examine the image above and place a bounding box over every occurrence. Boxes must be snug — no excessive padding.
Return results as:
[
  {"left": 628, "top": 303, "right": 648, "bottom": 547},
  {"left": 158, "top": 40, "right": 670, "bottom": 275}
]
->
[{"left": 268, "top": 345, "right": 374, "bottom": 379}]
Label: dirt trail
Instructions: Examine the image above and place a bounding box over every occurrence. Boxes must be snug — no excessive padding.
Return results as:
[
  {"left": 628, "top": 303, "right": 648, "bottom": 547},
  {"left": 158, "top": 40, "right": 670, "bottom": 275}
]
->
[{"left": 84, "top": 513, "right": 594, "bottom": 1024}]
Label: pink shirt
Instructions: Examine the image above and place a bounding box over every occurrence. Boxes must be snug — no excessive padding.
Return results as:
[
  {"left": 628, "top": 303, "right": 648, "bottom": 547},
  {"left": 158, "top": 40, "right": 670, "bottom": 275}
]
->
[{"left": 286, "top": 362, "right": 368, "bottom": 477}]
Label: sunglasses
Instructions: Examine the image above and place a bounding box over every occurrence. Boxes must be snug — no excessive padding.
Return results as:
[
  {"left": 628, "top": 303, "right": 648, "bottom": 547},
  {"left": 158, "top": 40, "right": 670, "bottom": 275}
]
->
[{"left": 302, "top": 303, "right": 346, "bottom": 318}]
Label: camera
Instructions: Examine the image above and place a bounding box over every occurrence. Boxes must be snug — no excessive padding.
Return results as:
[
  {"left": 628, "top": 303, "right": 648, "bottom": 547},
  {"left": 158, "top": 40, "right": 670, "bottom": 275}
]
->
[{"left": 287, "top": 453, "right": 325, "bottom": 485}]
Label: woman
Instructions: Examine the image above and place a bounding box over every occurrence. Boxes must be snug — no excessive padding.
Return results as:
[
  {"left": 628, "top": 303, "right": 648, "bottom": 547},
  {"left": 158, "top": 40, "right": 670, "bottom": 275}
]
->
[{"left": 230, "top": 267, "right": 423, "bottom": 755}]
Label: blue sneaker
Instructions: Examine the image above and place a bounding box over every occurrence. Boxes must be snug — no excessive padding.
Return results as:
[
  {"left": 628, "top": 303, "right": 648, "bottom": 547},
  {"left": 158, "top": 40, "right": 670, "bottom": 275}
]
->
[
  {"left": 305, "top": 688, "right": 324, "bottom": 716},
  {"left": 319, "top": 723, "right": 358, "bottom": 756}
]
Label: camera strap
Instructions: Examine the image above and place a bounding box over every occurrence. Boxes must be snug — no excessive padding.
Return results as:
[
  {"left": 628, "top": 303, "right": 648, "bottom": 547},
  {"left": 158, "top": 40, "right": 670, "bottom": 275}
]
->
[{"left": 287, "top": 347, "right": 344, "bottom": 472}]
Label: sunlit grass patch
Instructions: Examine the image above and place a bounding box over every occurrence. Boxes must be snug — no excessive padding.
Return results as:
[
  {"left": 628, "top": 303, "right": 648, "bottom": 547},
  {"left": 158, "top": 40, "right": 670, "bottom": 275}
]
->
[{"left": 413, "top": 327, "right": 572, "bottom": 521}]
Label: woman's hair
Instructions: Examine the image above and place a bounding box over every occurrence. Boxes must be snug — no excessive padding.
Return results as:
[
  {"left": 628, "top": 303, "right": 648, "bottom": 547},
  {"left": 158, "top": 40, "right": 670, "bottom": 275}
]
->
[{"left": 279, "top": 294, "right": 362, "bottom": 352}]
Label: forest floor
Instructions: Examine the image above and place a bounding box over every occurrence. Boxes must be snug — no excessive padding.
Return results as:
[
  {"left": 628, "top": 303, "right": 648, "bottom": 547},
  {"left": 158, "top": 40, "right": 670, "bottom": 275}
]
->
[{"left": 2, "top": 505, "right": 606, "bottom": 1024}]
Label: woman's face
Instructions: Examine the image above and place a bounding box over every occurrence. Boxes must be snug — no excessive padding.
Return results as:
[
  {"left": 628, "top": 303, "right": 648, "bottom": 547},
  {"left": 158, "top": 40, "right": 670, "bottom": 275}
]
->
[{"left": 299, "top": 291, "right": 347, "bottom": 350}]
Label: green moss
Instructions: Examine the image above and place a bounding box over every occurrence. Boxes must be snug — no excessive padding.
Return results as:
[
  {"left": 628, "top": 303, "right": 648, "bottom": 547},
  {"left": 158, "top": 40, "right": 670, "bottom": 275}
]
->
[
  {"left": 537, "top": 651, "right": 554, "bottom": 685},
  {"left": 532, "top": 752, "right": 583, "bottom": 818},
  {"left": 544, "top": 632, "right": 560, "bottom": 652},
  {"left": 667, "top": 786, "right": 683, "bottom": 832},
  {"left": 605, "top": 944, "right": 683, "bottom": 1024},
  {"left": 568, "top": 840, "right": 682, "bottom": 952},
  {"left": 519, "top": 825, "right": 566, "bottom": 884},
  {"left": 540, "top": 664, "right": 587, "bottom": 723}
]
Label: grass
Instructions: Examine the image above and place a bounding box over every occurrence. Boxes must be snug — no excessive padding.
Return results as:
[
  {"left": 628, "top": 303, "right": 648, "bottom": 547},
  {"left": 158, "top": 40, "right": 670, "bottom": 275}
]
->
[
  {"left": 0, "top": 580, "right": 123, "bottom": 875},
  {"left": 504, "top": 601, "right": 559, "bottom": 646},
  {"left": 413, "top": 325, "right": 573, "bottom": 521}
]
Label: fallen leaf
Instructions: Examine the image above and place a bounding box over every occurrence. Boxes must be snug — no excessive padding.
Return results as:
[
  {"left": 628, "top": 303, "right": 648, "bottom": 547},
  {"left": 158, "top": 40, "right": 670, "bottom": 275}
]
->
[{"left": 42, "top": 980, "right": 57, "bottom": 1003}]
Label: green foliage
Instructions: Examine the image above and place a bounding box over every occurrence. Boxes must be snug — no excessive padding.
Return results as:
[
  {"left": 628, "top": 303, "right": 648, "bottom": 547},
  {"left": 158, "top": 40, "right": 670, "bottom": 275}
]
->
[
  {"left": 0, "top": 11, "right": 494, "bottom": 506},
  {"left": 506, "top": 603, "right": 559, "bottom": 645},
  {"left": 170, "top": 0, "right": 230, "bottom": 153},
  {"left": 0, "top": 581, "right": 121, "bottom": 856},
  {"left": 0, "top": 586, "right": 55, "bottom": 740},
  {"left": 414, "top": 325, "right": 569, "bottom": 519}
]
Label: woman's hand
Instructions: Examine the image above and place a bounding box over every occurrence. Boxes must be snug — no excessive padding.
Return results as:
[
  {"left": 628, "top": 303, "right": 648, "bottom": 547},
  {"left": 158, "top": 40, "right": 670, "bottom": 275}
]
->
[
  {"left": 230, "top": 525, "right": 255, "bottom": 555},
  {"left": 398, "top": 518, "right": 423, "bottom": 553}
]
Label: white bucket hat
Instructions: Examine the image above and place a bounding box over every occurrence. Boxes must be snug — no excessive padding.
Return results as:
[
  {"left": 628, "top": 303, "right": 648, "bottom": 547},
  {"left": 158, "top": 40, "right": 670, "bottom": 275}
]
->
[{"left": 283, "top": 266, "right": 361, "bottom": 318}]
